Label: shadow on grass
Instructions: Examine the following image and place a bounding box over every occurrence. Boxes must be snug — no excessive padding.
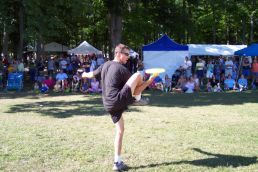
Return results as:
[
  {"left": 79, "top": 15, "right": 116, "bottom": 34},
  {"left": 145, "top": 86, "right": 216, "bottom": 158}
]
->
[
  {"left": 149, "top": 90, "right": 258, "bottom": 108},
  {"left": 129, "top": 148, "right": 257, "bottom": 170},
  {"left": 5, "top": 96, "right": 141, "bottom": 118}
]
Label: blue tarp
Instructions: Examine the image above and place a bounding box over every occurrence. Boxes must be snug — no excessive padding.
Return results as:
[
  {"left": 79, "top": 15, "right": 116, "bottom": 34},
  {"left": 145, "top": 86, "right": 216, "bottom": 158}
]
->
[
  {"left": 234, "top": 43, "right": 258, "bottom": 56},
  {"left": 142, "top": 35, "right": 188, "bottom": 51}
]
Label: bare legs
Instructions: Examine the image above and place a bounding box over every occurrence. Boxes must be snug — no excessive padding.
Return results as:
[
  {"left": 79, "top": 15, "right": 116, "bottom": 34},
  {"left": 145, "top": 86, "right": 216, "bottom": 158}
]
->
[
  {"left": 126, "top": 72, "right": 152, "bottom": 96},
  {"left": 114, "top": 116, "right": 124, "bottom": 161}
]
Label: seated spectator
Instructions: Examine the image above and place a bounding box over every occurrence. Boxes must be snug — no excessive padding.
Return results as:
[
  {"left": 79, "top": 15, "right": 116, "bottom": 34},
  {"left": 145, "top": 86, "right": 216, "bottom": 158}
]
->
[
  {"left": 64, "top": 79, "right": 71, "bottom": 93},
  {"left": 207, "top": 75, "right": 220, "bottom": 92},
  {"left": 33, "top": 81, "right": 40, "bottom": 94},
  {"left": 53, "top": 82, "right": 61, "bottom": 92},
  {"left": 149, "top": 75, "right": 163, "bottom": 91},
  {"left": 89, "top": 78, "right": 102, "bottom": 93},
  {"left": 193, "top": 74, "right": 200, "bottom": 91},
  {"left": 171, "top": 68, "right": 183, "bottom": 87},
  {"left": 237, "top": 74, "right": 248, "bottom": 91},
  {"left": 43, "top": 76, "right": 55, "bottom": 89},
  {"left": 71, "top": 75, "right": 80, "bottom": 92},
  {"left": 80, "top": 78, "right": 89, "bottom": 94},
  {"left": 252, "top": 75, "right": 258, "bottom": 89},
  {"left": 206, "top": 81, "right": 212, "bottom": 92},
  {"left": 40, "top": 83, "right": 49, "bottom": 94},
  {"left": 224, "top": 75, "right": 236, "bottom": 90},
  {"left": 56, "top": 69, "right": 68, "bottom": 90},
  {"left": 185, "top": 76, "right": 196, "bottom": 93},
  {"left": 213, "top": 83, "right": 223, "bottom": 92},
  {"left": 163, "top": 74, "right": 172, "bottom": 92},
  {"left": 172, "top": 75, "right": 187, "bottom": 93}
]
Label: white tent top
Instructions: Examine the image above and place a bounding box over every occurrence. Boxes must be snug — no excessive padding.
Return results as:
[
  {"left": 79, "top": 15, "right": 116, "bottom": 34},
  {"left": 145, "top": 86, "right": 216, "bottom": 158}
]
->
[
  {"left": 44, "top": 42, "right": 69, "bottom": 52},
  {"left": 68, "top": 41, "right": 102, "bottom": 55},
  {"left": 188, "top": 44, "right": 247, "bottom": 56}
]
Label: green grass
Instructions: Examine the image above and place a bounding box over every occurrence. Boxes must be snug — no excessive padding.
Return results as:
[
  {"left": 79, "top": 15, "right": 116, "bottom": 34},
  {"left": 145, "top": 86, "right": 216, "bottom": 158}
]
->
[{"left": 0, "top": 90, "right": 258, "bottom": 172}]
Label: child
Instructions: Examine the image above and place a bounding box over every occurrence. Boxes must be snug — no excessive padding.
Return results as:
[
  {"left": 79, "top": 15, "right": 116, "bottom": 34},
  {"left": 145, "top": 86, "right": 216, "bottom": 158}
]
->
[
  {"left": 89, "top": 78, "right": 102, "bottom": 93},
  {"left": 163, "top": 74, "right": 172, "bottom": 92},
  {"left": 206, "top": 81, "right": 212, "bottom": 92},
  {"left": 80, "top": 78, "right": 89, "bottom": 94},
  {"left": 53, "top": 81, "right": 61, "bottom": 92},
  {"left": 72, "top": 75, "right": 80, "bottom": 92},
  {"left": 34, "top": 82, "right": 40, "bottom": 94},
  {"left": 40, "top": 83, "right": 49, "bottom": 94}
]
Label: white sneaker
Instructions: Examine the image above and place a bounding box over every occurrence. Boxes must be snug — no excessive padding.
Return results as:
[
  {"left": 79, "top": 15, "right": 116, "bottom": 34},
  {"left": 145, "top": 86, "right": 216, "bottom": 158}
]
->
[
  {"left": 113, "top": 161, "right": 128, "bottom": 171},
  {"left": 132, "top": 97, "right": 150, "bottom": 106}
]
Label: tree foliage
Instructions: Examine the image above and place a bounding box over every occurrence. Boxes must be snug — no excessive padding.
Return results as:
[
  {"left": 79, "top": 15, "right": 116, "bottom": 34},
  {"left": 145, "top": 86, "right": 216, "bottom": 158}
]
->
[{"left": 1, "top": 0, "right": 258, "bottom": 57}]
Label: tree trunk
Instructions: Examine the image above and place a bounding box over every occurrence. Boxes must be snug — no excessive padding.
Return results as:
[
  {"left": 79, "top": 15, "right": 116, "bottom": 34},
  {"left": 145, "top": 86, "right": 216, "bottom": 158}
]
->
[
  {"left": 211, "top": 3, "right": 216, "bottom": 43},
  {"left": 17, "top": 0, "right": 24, "bottom": 60},
  {"left": 110, "top": 13, "right": 122, "bottom": 52},
  {"left": 2, "top": 22, "right": 9, "bottom": 57},
  {"left": 242, "top": 18, "right": 246, "bottom": 44},
  {"left": 36, "top": 34, "right": 43, "bottom": 60}
]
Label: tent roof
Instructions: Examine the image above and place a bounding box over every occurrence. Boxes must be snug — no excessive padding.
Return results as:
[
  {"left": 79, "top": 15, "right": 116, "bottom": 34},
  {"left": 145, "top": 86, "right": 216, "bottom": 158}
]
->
[
  {"left": 44, "top": 42, "right": 69, "bottom": 52},
  {"left": 234, "top": 43, "right": 258, "bottom": 56},
  {"left": 188, "top": 44, "right": 247, "bottom": 56},
  {"left": 68, "top": 41, "right": 102, "bottom": 55},
  {"left": 142, "top": 35, "right": 188, "bottom": 51}
]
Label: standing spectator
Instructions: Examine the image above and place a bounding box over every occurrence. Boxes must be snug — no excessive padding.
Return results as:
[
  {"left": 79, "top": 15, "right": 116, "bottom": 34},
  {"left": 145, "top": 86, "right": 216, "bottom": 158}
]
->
[
  {"left": 97, "top": 54, "right": 105, "bottom": 68},
  {"left": 17, "top": 60, "right": 25, "bottom": 73},
  {"left": 225, "top": 57, "right": 233, "bottom": 77},
  {"left": 183, "top": 56, "right": 192, "bottom": 78},
  {"left": 251, "top": 58, "right": 258, "bottom": 84},
  {"left": 242, "top": 57, "right": 251, "bottom": 78},
  {"left": 59, "top": 57, "right": 68, "bottom": 72},
  {"left": 195, "top": 58, "right": 205, "bottom": 85},
  {"left": 206, "top": 60, "right": 214, "bottom": 79},
  {"left": 90, "top": 54, "right": 97, "bottom": 72},
  {"left": 47, "top": 56, "right": 55, "bottom": 76}
]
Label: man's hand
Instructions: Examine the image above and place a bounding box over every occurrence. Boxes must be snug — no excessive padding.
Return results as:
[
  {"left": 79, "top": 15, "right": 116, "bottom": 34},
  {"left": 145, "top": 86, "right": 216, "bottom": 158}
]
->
[{"left": 148, "top": 73, "right": 159, "bottom": 82}]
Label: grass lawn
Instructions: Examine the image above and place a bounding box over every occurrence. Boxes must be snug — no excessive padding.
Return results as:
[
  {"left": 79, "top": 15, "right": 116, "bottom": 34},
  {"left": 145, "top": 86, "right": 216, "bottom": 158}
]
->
[{"left": 0, "top": 90, "right": 258, "bottom": 172}]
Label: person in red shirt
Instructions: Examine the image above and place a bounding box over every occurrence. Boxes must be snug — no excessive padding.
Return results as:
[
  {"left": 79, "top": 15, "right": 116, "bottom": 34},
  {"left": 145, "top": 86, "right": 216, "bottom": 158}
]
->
[{"left": 43, "top": 76, "right": 55, "bottom": 89}]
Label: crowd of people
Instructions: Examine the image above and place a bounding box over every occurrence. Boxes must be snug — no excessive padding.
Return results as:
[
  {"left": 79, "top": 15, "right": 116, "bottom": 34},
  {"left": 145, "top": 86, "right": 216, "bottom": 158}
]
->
[
  {"left": 1, "top": 54, "right": 258, "bottom": 94},
  {"left": 0, "top": 53, "right": 106, "bottom": 94},
  {"left": 0, "top": 53, "right": 144, "bottom": 94},
  {"left": 149, "top": 56, "right": 258, "bottom": 93}
]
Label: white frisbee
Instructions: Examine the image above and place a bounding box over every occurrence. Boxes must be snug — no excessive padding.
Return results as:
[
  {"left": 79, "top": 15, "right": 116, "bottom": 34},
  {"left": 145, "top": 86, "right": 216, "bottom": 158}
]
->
[{"left": 145, "top": 68, "right": 166, "bottom": 74}]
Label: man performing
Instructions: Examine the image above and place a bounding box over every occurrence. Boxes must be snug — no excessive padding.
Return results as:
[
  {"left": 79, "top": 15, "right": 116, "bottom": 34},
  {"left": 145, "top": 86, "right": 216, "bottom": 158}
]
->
[{"left": 82, "top": 43, "right": 157, "bottom": 171}]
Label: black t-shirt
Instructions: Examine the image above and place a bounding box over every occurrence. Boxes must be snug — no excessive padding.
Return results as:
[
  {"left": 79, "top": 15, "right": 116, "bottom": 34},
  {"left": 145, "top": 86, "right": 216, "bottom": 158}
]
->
[{"left": 93, "top": 61, "right": 132, "bottom": 111}]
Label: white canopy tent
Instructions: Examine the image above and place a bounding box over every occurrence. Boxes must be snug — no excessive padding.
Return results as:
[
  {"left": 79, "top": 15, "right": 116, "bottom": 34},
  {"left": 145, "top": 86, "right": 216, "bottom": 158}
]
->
[
  {"left": 68, "top": 41, "right": 102, "bottom": 55},
  {"left": 44, "top": 42, "right": 69, "bottom": 52},
  {"left": 188, "top": 44, "right": 247, "bottom": 56}
]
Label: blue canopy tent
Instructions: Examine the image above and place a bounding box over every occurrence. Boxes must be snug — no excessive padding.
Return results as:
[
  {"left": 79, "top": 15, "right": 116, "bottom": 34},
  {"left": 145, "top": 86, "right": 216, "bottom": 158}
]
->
[
  {"left": 234, "top": 43, "right": 258, "bottom": 56},
  {"left": 142, "top": 35, "right": 189, "bottom": 78}
]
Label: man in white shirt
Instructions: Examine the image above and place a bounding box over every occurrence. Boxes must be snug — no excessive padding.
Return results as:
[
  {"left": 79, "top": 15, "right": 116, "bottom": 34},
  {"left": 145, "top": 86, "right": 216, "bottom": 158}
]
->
[{"left": 225, "top": 57, "right": 233, "bottom": 77}]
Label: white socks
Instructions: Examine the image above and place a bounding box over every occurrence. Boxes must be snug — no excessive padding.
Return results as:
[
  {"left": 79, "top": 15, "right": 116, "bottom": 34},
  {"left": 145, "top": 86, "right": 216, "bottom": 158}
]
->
[
  {"left": 114, "top": 155, "right": 122, "bottom": 163},
  {"left": 134, "top": 94, "right": 141, "bottom": 101}
]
